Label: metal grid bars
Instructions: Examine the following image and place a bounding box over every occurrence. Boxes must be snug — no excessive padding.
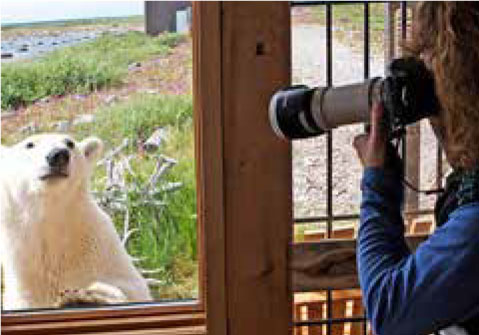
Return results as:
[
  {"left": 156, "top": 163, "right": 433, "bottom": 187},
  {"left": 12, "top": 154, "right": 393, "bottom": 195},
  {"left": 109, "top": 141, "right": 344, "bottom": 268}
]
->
[{"left": 291, "top": 2, "right": 411, "bottom": 335}]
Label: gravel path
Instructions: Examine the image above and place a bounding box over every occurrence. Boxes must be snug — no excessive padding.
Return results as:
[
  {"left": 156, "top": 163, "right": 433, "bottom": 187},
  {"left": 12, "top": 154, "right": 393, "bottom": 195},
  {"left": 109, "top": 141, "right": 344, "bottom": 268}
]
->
[{"left": 291, "top": 24, "right": 442, "bottom": 221}]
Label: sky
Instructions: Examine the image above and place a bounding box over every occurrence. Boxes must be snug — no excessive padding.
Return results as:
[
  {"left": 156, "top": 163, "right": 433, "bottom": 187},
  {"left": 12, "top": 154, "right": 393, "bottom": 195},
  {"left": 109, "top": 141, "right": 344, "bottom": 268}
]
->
[{"left": 1, "top": 1, "right": 144, "bottom": 25}]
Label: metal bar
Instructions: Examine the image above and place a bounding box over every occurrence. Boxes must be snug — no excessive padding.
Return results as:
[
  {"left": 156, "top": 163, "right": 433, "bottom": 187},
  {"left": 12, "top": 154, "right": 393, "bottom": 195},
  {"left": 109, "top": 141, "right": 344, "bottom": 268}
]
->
[
  {"left": 400, "top": 2, "right": 408, "bottom": 50},
  {"left": 363, "top": 2, "right": 370, "bottom": 80},
  {"left": 326, "top": 2, "right": 333, "bottom": 241},
  {"left": 437, "top": 145, "right": 443, "bottom": 190},
  {"left": 294, "top": 208, "right": 434, "bottom": 224},
  {"left": 295, "top": 316, "right": 367, "bottom": 326},
  {"left": 291, "top": 1, "right": 371, "bottom": 6},
  {"left": 295, "top": 213, "right": 360, "bottom": 224},
  {"left": 288, "top": 2, "right": 433, "bottom": 333},
  {"left": 400, "top": 2, "right": 408, "bottom": 166}
]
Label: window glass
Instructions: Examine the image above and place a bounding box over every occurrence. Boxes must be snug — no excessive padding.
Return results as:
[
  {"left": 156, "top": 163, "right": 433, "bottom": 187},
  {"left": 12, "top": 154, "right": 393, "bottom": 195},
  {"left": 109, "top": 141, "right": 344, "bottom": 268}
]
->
[{"left": 1, "top": 1, "right": 198, "bottom": 311}]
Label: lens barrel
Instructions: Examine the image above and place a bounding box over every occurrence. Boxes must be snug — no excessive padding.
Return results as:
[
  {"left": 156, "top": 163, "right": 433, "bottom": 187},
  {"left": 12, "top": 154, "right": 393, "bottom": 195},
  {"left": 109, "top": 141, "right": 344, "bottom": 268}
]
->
[
  {"left": 269, "top": 58, "right": 440, "bottom": 141},
  {"left": 269, "top": 85, "right": 325, "bottom": 139}
]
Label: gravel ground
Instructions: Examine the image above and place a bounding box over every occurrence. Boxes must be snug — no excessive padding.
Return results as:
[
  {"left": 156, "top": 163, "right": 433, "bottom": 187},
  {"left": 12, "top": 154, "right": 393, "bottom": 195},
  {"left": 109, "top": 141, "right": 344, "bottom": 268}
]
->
[{"left": 291, "top": 23, "right": 444, "bottom": 222}]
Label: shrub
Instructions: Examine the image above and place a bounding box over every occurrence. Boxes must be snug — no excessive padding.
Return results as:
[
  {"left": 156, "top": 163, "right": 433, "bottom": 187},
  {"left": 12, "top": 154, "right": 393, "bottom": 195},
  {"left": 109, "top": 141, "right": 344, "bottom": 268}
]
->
[
  {"left": 1, "top": 32, "right": 185, "bottom": 110},
  {"left": 83, "top": 94, "right": 197, "bottom": 300}
]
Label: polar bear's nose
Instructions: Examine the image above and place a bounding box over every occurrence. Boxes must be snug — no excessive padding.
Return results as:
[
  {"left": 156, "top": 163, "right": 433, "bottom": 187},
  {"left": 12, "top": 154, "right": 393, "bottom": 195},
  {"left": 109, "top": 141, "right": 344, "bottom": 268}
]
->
[{"left": 46, "top": 148, "right": 70, "bottom": 168}]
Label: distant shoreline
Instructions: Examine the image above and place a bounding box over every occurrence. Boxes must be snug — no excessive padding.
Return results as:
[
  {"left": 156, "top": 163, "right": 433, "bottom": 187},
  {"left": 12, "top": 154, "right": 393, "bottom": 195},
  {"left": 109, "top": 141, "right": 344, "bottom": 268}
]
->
[
  {"left": 1, "top": 15, "right": 144, "bottom": 30},
  {"left": 1, "top": 15, "right": 145, "bottom": 62}
]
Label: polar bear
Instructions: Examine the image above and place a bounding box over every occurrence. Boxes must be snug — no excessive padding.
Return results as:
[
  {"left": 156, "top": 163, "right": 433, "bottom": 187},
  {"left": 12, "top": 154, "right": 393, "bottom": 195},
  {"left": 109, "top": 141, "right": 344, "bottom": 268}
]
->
[{"left": 0, "top": 134, "right": 151, "bottom": 310}]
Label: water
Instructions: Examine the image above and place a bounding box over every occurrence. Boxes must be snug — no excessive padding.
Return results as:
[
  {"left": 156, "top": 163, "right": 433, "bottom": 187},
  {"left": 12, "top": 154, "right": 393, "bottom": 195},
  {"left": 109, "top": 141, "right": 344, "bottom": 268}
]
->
[
  {"left": 1, "top": 1, "right": 144, "bottom": 62},
  {"left": 1, "top": 1, "right": 143, "bottom": 26},
  {"left": 1, "top": 27, "right": 134, "bottom": 62}
]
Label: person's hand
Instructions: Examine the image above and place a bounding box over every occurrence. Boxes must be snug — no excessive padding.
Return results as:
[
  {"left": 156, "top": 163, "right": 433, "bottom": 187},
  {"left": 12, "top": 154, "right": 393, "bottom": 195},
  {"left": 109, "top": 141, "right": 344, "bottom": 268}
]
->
[{"left": 353, "top": 103, "right": 387, "bottom": 168}]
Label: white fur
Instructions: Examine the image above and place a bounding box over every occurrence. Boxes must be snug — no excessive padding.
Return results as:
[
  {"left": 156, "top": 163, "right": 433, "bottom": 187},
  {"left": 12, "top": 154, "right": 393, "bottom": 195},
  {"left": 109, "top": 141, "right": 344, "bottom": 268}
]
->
[{"left": 0, "top": 134, "right": 151, "bottom": 310}]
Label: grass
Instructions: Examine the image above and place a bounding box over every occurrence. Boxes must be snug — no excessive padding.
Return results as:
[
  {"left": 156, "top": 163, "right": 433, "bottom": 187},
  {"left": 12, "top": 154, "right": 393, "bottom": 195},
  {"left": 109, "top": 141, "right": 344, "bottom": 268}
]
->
[
  {"left": 1, "top": 31, "right": 185, "bottom": 111},
  {"left": 74, "top": 94, "right": 198, "bottom": 300},
  {"left": 312, "top": 3, "right": 385, "bottom": 33},
  {"left": 75, "top": 94, "right": 192, "bottom": 148},
  {"left": 1, "top": 88, "right": 197, "bottom": 301},
  {"left": 310, "top": 3, "right": 386, "bottom": 55}
]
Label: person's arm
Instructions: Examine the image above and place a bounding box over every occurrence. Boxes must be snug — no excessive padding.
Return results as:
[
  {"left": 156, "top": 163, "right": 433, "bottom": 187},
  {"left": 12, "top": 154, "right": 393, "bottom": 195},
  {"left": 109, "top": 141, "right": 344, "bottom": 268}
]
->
[{"left": 358, "top": 167, "right": 479, "bottom": 335}]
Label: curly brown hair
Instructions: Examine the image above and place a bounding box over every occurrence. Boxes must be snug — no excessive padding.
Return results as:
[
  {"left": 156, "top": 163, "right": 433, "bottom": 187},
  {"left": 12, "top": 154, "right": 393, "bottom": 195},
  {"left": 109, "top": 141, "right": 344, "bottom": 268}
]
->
[{"left": 405, "top": 2, "right": 479, "bottom": 168}]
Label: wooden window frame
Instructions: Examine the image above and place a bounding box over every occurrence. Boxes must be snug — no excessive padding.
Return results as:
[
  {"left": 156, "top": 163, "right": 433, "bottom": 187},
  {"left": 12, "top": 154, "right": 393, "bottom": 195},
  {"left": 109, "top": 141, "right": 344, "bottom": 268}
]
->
[{"left": 2, "top": 2, "right": 293, "bottom": 335}]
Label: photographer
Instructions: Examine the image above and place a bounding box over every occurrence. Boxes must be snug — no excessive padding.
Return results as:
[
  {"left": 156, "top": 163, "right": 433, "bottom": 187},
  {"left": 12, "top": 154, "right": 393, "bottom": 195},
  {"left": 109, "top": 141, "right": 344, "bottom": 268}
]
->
[{"left": 353, "top": 3, "right": 479, "bottom": 335}]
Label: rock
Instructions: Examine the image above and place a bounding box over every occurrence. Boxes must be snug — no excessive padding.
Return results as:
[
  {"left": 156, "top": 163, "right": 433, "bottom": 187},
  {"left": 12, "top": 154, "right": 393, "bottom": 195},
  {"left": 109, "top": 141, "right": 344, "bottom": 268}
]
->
[
  {"left": 73, "top": 94, "right": 87, "bottom": 100},
  {"left": 141, "top": 89, "right": 159, "bottom": 95},
  {"left": 52, "top": 120, "right": 71, "bottom": 132},
  {"left": 72, "top": 114, "right": 95, "bottom": 126},
  {"left": 104, "top": 95, "right": 119, "bottom": 105},
  {"left": 143, "top": 128, "right": 168, "bottom": 152},
  {"left": 128, "top": 62, "right": 142, "bottom": 71},
  {"left": 19, "top": 122, "right": 39, "bottom": 135},
  {"left": 38, "top": 97, "right": 50, "bottom": 104},
  {"left": 1, "top": 52, "right": 13, "bottom": 59}
]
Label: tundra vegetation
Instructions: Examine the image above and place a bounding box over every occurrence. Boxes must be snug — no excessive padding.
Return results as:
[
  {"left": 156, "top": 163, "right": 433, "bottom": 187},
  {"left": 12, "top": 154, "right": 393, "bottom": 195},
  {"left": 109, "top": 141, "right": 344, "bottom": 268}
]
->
[
  {"left": 1, "top": 4, "right": 388, "bottom": 303},
  {"left": 1, "top": 23, "right": 197, "bottom": 301}
]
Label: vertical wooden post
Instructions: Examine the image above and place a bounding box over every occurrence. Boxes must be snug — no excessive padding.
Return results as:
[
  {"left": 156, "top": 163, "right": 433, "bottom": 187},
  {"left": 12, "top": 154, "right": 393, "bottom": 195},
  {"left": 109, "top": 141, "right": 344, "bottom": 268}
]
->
[
  {"left": 194, "top": 2, "right": 293, "bottom": 335},
  {"left": 222, "top": 2, "right": 292, "bottom": 335},
  {"left": 192, "top": 3, "right": 227, "bottom": 335}
]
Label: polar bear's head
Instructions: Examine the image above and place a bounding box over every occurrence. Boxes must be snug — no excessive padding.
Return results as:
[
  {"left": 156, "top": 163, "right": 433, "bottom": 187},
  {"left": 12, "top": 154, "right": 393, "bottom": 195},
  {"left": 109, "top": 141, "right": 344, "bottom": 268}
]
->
[{"left": 1, "top": 134, "right": 103, "bottom": 198}]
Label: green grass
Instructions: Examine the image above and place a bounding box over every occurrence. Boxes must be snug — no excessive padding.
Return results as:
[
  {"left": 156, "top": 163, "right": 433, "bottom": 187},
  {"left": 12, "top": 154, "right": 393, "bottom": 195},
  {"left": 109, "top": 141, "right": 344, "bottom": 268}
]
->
[
  {"left": 311, "top": 3, "right": 386, "bottom": 55},
  {"left": 1, "top": 31, "right": 185, "bottom": 111},
  {"left": 76, "top": 94, "right": 192, "bottom": 148},
  {"left": 312, "top": 3, "right": 385, "bottom": 33},
  {"left": 76, "top": 94, "right": 197, "bottom": 300},
  {"left": 1, "top": 20, "right": 197, "bottom": 301},
  {"left": 1, "top": 93, "right": 197, "bottom": 301}
]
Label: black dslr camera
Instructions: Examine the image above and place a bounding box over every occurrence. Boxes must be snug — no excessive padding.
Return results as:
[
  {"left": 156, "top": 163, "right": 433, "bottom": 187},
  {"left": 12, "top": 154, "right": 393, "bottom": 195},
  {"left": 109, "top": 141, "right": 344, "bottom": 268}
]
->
[{"left": 269, "top": 57, "right": 441, "bottom": 140}]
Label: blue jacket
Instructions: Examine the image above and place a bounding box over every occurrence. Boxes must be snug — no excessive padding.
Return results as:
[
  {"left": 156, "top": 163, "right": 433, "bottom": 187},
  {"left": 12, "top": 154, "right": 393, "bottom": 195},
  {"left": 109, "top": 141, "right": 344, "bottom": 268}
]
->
[{"left": 358, "top": 167, "right": 479, "bottom": 335}]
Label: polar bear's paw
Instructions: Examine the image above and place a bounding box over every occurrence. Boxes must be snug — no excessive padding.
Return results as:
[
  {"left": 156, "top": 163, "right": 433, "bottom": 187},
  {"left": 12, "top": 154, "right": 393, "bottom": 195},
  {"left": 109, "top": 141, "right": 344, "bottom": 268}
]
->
[{"left": 56, "top": 282, "right": 127, "bottom": 308}]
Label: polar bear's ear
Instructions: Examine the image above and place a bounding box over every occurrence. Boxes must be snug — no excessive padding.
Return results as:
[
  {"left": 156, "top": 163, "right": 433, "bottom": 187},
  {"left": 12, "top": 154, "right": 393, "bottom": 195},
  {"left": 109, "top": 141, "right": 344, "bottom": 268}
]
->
[{"left": 79, "top": 137, "right": 104, "bottom": 163}]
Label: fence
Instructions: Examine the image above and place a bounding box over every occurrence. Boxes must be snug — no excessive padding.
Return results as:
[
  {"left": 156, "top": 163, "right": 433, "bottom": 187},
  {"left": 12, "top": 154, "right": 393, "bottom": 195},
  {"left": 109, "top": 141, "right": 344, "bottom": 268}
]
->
[{"left": 290, "top": 2, "right": 443, "bottom": 334}]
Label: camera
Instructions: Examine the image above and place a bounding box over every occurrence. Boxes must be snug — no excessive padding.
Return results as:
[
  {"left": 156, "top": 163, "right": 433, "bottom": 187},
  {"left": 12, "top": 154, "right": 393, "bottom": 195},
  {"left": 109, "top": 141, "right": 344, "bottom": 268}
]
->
[{"left": 269, "top": 57, "right": 441, "bottom": 140}]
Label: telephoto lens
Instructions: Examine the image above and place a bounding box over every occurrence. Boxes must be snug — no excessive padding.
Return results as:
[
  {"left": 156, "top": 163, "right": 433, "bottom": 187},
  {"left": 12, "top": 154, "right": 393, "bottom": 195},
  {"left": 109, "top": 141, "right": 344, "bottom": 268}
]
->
[
  {"left": 269, "top": 79, "right": 382, "bottom": 140},
  {"left": 269, "top": 57, "right": 440, "bottom": 141},
  {"left": 268, "top": 85, "right": 321, "bottom": 139}
]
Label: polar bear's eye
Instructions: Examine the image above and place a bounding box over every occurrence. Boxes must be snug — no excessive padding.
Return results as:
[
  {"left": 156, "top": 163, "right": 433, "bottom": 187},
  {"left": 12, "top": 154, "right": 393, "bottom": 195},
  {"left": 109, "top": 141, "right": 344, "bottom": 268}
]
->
[
  {"left": 65, "top": 139, "right": 75, "bottom": 150},
  {"left": 25, "top": 142, "right": 35, "bottom": 149}
]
